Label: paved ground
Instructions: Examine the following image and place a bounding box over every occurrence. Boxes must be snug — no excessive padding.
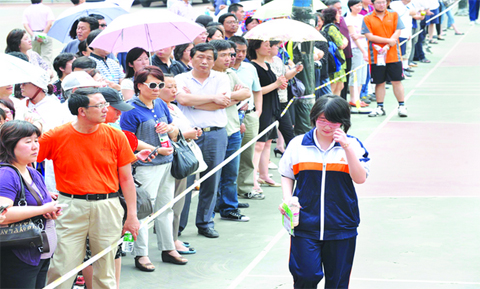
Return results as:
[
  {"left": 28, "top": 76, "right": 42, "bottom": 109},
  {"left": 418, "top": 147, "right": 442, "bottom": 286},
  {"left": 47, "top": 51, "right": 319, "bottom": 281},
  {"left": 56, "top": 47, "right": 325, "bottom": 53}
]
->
[{"left": 1, "top": 2, "right": 479, "bottom": 289}]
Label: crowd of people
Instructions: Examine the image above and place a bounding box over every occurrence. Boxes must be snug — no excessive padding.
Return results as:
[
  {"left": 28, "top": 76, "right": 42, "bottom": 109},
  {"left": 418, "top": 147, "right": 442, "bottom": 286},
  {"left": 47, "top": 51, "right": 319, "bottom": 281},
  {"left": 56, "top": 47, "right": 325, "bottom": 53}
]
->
[{"left": 0, "top": 0, "right": 471, "bottom": 288}]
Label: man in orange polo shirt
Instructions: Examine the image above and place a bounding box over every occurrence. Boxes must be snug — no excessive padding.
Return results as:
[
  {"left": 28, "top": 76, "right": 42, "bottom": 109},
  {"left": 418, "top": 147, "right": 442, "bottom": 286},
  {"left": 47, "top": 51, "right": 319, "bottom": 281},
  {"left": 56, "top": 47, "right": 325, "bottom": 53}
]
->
[
  {"left": 362, "top": 0, "right": 408, "bottom": 117},
  {"left": 38, "top": 88, "right": 140, "bottom": 289}
]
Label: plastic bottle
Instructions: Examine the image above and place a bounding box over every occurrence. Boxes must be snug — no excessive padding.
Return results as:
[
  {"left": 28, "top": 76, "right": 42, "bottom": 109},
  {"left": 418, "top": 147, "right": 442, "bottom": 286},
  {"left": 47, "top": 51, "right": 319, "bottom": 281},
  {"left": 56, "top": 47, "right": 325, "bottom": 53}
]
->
[
  {"left": 122, "top": 231, "right": 134, "bottom": 252},
  {"left": 156, "top": 123, "right": 171, "bottom": 148},
  {"left": 289, "top": 197, "right": 300, "bottom": 227}
]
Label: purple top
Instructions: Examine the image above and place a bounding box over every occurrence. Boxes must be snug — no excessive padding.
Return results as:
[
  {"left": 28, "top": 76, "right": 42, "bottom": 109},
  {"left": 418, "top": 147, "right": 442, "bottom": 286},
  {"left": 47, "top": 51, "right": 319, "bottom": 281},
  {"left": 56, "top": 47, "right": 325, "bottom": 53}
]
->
[
  {"left": 337, "top": 17, "right": 353, "bottom": 58},
  {"left": 359, "top": 4, "right": 374, "bottom": 16},
  {"left": 0, "top": 166, "right": 53, "bottom": 266}
]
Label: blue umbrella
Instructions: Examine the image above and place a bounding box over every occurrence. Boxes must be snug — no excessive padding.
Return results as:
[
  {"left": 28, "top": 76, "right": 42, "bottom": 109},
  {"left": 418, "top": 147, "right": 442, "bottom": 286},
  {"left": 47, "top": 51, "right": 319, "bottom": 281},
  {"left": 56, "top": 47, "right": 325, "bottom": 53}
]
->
[{"left": 48, "top": 2, "right": 129, "bottom": 43}]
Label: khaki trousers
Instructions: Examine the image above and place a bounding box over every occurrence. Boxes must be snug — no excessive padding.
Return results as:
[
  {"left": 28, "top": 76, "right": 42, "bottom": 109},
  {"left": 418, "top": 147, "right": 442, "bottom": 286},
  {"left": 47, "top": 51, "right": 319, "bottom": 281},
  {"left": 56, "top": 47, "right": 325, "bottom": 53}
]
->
[
  {"left": 47, "top": 194, "right": 124, "bottom": 289},
  {"left": 237, "top": 111, "right": 259, "bottom": 195}
]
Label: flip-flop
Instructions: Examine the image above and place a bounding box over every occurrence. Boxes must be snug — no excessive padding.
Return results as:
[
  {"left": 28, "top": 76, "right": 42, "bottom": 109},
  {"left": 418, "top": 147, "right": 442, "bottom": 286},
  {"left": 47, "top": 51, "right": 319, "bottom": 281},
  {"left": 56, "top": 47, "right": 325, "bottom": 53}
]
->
[
  {"left": 177, "top": 247, "right": 196, "bottom": 255},
  {"left": 455, "top": 32, "right": 465, "bottom": 35}
]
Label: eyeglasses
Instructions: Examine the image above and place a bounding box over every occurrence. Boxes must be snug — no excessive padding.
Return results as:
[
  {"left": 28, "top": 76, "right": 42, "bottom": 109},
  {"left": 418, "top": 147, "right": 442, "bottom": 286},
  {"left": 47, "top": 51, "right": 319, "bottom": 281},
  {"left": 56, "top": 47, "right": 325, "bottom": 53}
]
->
[
  {"left": 316, "top": 118, "right": 341, "bottom": 129},
  {"left": 225, "top": 20, "right": 239, "bottom": 25},
  {"left": 230, "top": 53, "right": 237, "bottom": 57},
  {"left": 374, "top": 1, "right": 387, "bottom": 4},
  {"left": 86, "top": 102, "right": 110, "bottom": 109},
  {"left": 144, "top": 82, "right": 165, "bottom": 90}
]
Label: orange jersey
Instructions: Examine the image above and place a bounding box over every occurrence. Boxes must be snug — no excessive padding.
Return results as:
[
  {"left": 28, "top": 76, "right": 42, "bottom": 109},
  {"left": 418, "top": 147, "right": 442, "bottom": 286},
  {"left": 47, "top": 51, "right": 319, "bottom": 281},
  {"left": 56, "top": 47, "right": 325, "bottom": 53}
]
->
[
  {"left": 38, "top": 123, "right": 137, "bottom": 195},
  {"left": 362, "top": 9, "right": 405, "bottom": 64}
]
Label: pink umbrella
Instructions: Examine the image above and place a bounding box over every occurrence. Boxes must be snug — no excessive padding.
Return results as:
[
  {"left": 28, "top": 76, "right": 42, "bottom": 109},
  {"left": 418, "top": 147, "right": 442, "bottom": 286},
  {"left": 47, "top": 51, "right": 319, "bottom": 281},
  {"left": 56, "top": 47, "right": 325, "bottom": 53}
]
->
[{"left": 90, "top": 10, "right": 205, "bottom": 53}]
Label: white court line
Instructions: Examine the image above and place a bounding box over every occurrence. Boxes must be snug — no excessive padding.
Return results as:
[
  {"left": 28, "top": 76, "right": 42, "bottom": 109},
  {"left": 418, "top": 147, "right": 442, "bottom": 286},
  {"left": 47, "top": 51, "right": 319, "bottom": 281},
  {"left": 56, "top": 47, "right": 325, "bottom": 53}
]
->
[
  {"left": 248, "top": 275, "right": 480, "bottom": 284},
  {"left": 358, "top": 195, "right": 480, "bottom": 199},
  {"left": 227, "top": 22, "right": 473, "bottom": 289},
  {"left": 415, "top": 27, "right": 472, "bottom": 88}
]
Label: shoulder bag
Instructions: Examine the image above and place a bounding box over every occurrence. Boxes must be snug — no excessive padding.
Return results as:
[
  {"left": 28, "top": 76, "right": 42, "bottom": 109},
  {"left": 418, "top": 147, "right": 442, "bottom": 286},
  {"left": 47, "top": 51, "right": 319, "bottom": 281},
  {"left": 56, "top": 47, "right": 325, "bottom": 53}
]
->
[
  {"left": 170, "top": 131, "right": 199, "bottom": 179},
  {"left": 0, "top": 164, "right": 49, "bottom": 253},
  {"left": 119, "top": 167, "right": 154, "bottom": 220}
]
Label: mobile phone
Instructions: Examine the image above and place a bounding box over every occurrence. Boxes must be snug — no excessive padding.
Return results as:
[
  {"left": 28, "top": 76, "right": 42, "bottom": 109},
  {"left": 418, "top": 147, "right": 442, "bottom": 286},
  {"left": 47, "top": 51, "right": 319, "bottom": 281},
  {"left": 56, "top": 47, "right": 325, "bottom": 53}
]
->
[
  {"left": 147, "top": 146, "right": 161, "bottom": 159},
  {"left": 0, "top": 205, "right": 9, "bottom": 214},
  {"left": 56, "top": 204, "right": 69, "bottom": 208},
  {"left": 295, "top": 61, "right": 302, "bottom": 68}
]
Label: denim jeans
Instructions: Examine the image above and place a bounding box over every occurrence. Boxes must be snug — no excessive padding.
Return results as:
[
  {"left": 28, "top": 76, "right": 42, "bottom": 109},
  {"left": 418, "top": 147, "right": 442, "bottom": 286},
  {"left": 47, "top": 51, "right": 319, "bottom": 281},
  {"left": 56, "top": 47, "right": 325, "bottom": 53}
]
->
[{"left": 216, "top": 131, "right": 242, "bottom": 217}]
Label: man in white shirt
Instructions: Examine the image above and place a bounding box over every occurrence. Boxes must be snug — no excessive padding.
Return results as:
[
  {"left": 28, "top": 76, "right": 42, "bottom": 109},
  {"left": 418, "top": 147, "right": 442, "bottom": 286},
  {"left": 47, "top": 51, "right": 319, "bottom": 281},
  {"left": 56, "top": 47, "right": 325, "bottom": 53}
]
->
[
  {"left": 390, "top": 0, "right": 416, "bottom": 76},
  {"left": 175, "top": 43, "right": 231, "bottom": 238}
]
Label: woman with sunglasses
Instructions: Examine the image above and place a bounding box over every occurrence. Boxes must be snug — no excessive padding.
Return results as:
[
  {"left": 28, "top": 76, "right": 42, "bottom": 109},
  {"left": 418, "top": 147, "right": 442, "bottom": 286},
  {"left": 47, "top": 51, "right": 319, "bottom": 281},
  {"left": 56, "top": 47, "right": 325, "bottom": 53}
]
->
[
  {"left": 278, "top": 95, "right": 370, "bottom": 289},
  {"left": 120, "top": 66, "right": 186, "bottom": 271}
]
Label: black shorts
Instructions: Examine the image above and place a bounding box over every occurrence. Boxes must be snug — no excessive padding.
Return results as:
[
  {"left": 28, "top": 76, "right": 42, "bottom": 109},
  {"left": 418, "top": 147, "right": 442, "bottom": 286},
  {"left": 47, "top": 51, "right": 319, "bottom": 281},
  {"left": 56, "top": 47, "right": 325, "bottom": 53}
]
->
[{"left": 370, "top": 62, "right": 404, "bottom": 84}]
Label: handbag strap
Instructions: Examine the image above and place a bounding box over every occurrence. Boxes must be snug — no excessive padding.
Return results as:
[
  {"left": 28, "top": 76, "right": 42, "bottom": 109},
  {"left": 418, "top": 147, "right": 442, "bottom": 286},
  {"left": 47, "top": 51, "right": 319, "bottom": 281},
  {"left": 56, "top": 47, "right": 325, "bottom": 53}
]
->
[{"left": 0, "top": 163, "right": 42, "bottom": 206}]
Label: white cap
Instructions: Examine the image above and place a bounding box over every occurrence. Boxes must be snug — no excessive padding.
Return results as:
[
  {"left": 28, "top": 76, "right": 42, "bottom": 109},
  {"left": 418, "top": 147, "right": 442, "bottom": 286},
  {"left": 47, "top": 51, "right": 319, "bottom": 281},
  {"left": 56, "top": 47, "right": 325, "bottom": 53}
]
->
[
  {"left": 31, "top": 71, "right": 49, "bottom": 91},
  {"left": 62, "top": 71, "right": 101, "bottom": 91}
]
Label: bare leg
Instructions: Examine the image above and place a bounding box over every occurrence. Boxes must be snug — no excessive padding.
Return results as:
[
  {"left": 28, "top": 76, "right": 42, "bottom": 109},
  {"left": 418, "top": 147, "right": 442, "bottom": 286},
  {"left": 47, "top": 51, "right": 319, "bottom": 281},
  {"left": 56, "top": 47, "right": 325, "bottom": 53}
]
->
[
  {"left": 175, "top": 239, "right": 188, "bottom": 251},
  {"left": 83, "top": 266, "right": 93, "bottom": 289},
  {"left": 391, "top": 81, "right": 405, "bottom": 102},
  {"left": 258, "top": 140, "right": 275, "bottom": 183},
  {"left": 451, "top": 23, "right": 462, "bottom": 33},
  {"left": 253, "top": 142, "right": 265, "bottom": 191},
  {"left": 375, "top": 82, "right": 386, "bottom": 103},
  {"left": 275, "top": 129, "right": 285, "bottom": 153},
  {"left": 428, "top": 24, "right": 435, "bottom": 41}
]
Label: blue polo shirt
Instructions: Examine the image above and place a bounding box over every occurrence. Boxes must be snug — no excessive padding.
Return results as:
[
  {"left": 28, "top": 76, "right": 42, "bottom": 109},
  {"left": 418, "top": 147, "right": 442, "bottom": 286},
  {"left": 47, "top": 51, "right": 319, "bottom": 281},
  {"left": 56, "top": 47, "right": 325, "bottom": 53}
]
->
[{"left": 120, "top": 97, "right": 173, "bottom": 166}]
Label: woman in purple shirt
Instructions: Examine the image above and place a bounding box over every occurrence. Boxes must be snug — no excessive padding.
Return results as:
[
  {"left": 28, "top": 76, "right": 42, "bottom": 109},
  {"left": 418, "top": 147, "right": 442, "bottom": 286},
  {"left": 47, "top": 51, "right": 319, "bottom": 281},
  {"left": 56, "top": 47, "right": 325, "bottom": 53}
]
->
[{"left": 0, "top": 120, "right": 61, "bottom": 289}]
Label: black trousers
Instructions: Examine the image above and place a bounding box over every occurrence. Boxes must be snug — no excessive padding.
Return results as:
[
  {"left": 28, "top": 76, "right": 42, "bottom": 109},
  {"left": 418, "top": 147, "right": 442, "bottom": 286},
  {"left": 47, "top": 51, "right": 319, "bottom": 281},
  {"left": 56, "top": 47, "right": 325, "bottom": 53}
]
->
[
  {"left": 278, "top": 102, "right": 295, "bottom": 147},
  {"left": 0, "top": 247, "right": 50, "bottom": 289},
  {"left": 340, "top": 57, "right": 352, "bottom": 100}
]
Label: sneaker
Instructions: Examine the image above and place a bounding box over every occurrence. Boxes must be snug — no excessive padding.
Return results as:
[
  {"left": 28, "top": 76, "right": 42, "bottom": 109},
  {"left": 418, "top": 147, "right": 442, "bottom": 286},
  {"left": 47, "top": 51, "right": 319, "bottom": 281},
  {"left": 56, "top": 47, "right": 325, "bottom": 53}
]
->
[
  {"left": 360, "top": 95, "right": 372, "bottom": 104},
  {"left": 368, "top": 106, "right": 386, "bottom": 117},
  {"left": 239, "top": 191, "right": 265, "bottom": 200},
  {"left": 404, "top": 71, "right": 412, "bottom": 78},
  {"left": 398, "top": 106, "right": 408, "bottom": 117},
  {"left": 470, "top": 21, "right": 475, "bottom": 25},
  {"left": 404, "top": 67, "right": 414, "bottom": 73},
  {"left": 238, "top": 202, "right": 250, "bottom": 208},
  {"left": 221, "top": 210, "right": 250, "bottom": 222},
  {"left": 368, "top": 93, "right": 377, "bottom": 102}
]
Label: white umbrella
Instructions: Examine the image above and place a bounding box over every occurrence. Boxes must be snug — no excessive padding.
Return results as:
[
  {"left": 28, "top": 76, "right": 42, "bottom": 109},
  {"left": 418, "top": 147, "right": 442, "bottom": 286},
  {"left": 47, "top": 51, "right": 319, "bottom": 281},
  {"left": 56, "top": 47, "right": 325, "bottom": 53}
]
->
[
  {"left": 90, "top": 10, "right": 206, "bottom": 53},
  {"left": 244, "top": 19, "right": 326, "bottom": 42},
  {"left": 48, "top": 2, "right": 129, "bottom": 43},
  {"left": 253, "top": 0, "right": 327, "bottom": 19},
  {"left": 0, "top": 54, "right": 47, "bottom": 87}
]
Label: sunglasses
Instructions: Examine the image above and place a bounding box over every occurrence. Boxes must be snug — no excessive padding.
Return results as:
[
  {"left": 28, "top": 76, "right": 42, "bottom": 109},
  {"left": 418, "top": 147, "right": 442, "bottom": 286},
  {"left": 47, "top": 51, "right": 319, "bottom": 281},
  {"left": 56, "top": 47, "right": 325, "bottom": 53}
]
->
[
  {"left": 143, "top": 82, "right": 165, "bottom": 90},
  {"left": 231, "top": 53, "right": 237, "bottom": 57}
]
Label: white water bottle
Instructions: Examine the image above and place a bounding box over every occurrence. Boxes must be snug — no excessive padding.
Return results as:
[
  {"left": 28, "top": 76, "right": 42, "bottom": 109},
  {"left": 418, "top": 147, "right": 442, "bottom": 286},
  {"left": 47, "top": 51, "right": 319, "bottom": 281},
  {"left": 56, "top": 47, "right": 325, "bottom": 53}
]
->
[{"left": 289, "top": 197, "right": 300, "bottom": 227}]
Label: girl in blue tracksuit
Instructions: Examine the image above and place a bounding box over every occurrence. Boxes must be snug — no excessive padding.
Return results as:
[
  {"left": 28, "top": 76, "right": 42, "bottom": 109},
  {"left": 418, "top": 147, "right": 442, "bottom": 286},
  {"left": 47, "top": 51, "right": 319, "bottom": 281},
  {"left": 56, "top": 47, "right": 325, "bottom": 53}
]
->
[{"left": 279, "top": 95, "right": 370, "bottom": 289}]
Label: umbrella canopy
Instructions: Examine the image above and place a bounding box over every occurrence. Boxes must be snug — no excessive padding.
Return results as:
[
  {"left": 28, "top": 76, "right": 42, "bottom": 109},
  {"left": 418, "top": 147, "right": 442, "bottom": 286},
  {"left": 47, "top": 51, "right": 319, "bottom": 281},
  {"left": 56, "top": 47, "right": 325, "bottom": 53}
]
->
[
  {"left": 253, "top": 0, "right": 327, "bottom": 19},
  {"left": 244, "top": 19, "right": 326, "bottom": 42},
  {"left": 89, "top": 10, "right": 206, "bottom": 53},
  {"left": 216, "top": 0, "right": 262, "bottom": 21},
  {"left": 0, "top": 54, "right": 47, "bottom": 87},
  {"left": 48, "top": 2, "right": 128, "bottom": 43}
]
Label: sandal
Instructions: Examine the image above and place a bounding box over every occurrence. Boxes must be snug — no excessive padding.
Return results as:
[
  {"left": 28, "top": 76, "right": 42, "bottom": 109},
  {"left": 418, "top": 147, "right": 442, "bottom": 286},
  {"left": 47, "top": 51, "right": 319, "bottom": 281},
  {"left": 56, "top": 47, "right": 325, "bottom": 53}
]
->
[
  {"left": 135, "top": 256, "right": 155, "bottom": 272},
  {"left": 428, "top": 40, "right": 438, "bottom": 44},
  {"left": 257, "top": 178, "right": 281, "bottom": 187},
  {"left": 455, "top": 32, "right": 464, "bottom": 35}
]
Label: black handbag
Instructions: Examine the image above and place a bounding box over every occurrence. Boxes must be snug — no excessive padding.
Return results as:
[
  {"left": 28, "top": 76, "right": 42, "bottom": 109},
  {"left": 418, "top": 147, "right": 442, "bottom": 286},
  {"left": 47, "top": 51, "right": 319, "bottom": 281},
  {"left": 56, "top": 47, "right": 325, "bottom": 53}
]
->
[
  {"left": 170, "top": 131, "right": 199, "bottom": 179},
  {"left": 119, "top": 171, "right": 153, "bottom": 220},
  {"left": 0, "top": 164, "right": 49, "bottom": 253}
]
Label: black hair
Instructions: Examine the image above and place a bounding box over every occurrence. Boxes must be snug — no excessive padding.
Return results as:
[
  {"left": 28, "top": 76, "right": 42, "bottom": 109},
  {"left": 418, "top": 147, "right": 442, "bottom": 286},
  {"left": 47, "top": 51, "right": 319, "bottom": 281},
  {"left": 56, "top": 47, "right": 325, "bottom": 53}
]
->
[
  {"left": 89, "top": 13, "right": 105, "bottom": 20},
  {"left": 77, "top": 40, "right": 88, "bottom": 57},
  {"left": 134, "top": 66, "right": 164, "bottom": 95},
  {"left": 229, "top": 35, "right": 248, "bottom": 47},
  {"left": 0, "top": 107, "right": 6, "bottom": 122},
  {"left": 71, "top": 0, "right": 80, "bottom": 4},
  {"left": 327, "top": 0, "right": 341, "bottom": 6},
  {"left": 310, "top": 95, "right": 351, "bottom": 132},
  {"left": 206, "top": 21, "right": 223, "bottom": 28},
  {"left": 72, "top": 56, "right": 97, "bottom": 70},
  {"left": 69, "top": 20, "right": 79, "bottom": 40},
  {"left": 269, "top": 40, "right": 280, "bottom": 46},
  {"left": 206, "top": 26, "right": 224, "bottom": 41},
  {"left": 227, "top": 40, "right": 237, "bottom": 50},
  {"left": 163, "top": 73, "right": 175, "bottom": 78},
  {"left": 0, "top": 100, "right": 15, "bottom": 119},
  {"left": 86, "top": 29, "right": 102, "bottom": 47},
  {"left": 68, "top": 87, "right": 100, "bottom": 115},
  {"left": 195, "top": 15, "right": 214, "bottom": 27},
  {"left": 208, "top": 40, "right": 232, "bottom": 53},
  {"left": 228, "top": 3, "right": 243, "bottom": 13},
  {"left": 190, "top": 43, "right": 217, "bottom": 61},
  {"left": 125, "top": 47, "right": 148, "bottom": 78},
  {"left": 322, "top": 7, "right": 338, "bottom": 25},
  {"left": 5, "top": 29, "right": 26, "bottom": 53},
  {"left": 0, "top": 120, "right": 42, "bottom": 164},
  {"left": 173, "top": 43, "right": 193, "bottom": 62},
  {"left": 247, "top": 39, "right": 264, "bottom": 60},
  {"left": 31, "top": 0, "right": 42, "bottom": 4},
  {"left": 78, "top": 16, "right": 100, "bottom": 32},
  {"left": 244, "top": 17, "right": 259, "bottom": 29},
  {"left": 53, "top": 53, "right": 76, "bottom": 79},
  {"left": 348, "top": 0, "right": 361, "bottom": 10},
  {"left": 218, "top": 13, "right": 237, "bottom": 25},
  {"left": 7, "top": 51, "right": 29, "bottom": 62}
]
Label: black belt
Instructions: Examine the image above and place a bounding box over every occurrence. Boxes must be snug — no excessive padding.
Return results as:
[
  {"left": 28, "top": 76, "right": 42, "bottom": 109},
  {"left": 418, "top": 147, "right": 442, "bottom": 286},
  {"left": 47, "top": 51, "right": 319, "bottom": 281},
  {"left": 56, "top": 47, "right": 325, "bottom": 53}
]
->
[
  {"left": 59, "top": 191, "right": 119, "bottom": 201},
  {"left": 245, "top": 108, "right": 256, "bottom": 114},
  {"left": 202, "top": 126, "right": 222, "bottom": 132}
]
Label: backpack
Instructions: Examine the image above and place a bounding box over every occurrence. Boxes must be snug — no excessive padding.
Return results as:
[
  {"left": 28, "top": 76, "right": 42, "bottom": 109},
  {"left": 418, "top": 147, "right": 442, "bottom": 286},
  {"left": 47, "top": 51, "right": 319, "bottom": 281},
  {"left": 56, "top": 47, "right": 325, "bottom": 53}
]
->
[{"left": 322, "top": 24, "right": 346, "bottom": 74}]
